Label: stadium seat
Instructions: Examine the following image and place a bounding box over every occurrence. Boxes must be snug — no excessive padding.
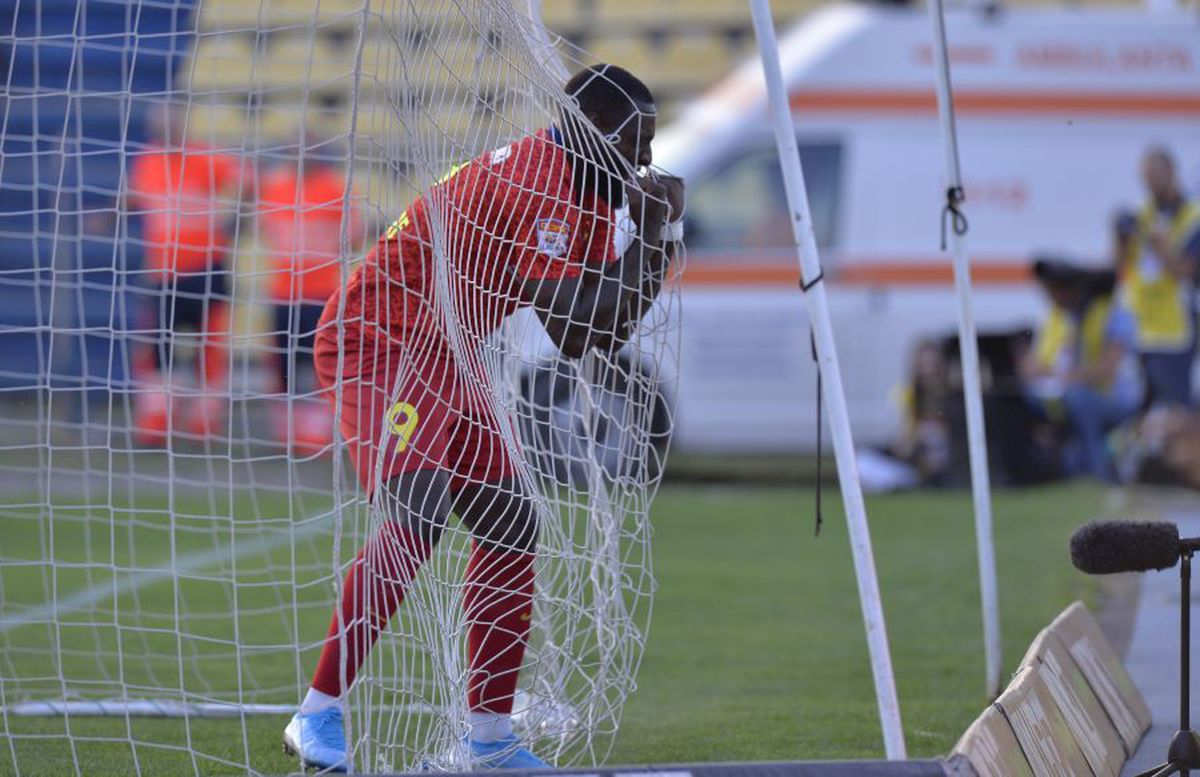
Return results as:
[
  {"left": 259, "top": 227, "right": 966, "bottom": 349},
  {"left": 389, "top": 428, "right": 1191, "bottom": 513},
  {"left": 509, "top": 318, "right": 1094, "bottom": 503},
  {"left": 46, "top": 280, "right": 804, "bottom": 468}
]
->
[
  {"left": 183, "top": 35, "right": 257, "bottom": 94},
  {"left": 585, "top": 35, "right": 656, "bottom": 80},
  {"left": 592, "top": 0, "right": 746, "bottom": 30},
  {"left": 261, "top": 35, "right": 352, "bottom": 92},
  {"left": 746, "top": 0, "right": 827, "bottom": 25},
  {"left": 183, "top": 103, "right": 250, "bottom": 145},
  {"left": 349, "top": 103, "right": 400, "bottom": 140},
  {"left": 586, "top": 32, "right": 738, "bottom": 95},
  {"left": 657, "top": 34, "right": 741, "bottom": 91},
  {"left": 353, "top": 164, "right": 418, "bottom": 213},
  {"left": 198, "top": 0, "right": 367, "bottom": 33},
  {"left": 358, "top": 37, "right": 403, "bottom": 89},
  {"left": 253, "top": 106, "right": 305, "bottom": 143},
  {"left": 306, "top": 109, "right": 351, "bottom": 140},
  {"left": 537, "top": 0, "right": 587, "bottom": 31},
  {"left": 196, "top": 0, "right": 264, "bottom": 31}
]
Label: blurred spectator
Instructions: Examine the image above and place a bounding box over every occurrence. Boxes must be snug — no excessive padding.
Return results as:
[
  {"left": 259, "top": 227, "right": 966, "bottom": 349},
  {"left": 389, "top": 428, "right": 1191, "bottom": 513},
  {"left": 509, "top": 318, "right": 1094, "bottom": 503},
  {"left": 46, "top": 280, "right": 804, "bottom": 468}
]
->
[
  {"left": 858, "top": 339, "right": 952, "bottom": 492},
  {"left": 257, "top": 139, "right": 363, "bottom": 452},
  {"left": 1115, "top": 146, "right": 1200, "bottom": 407},
  {"left": 125, "top": 100, "right": 245, "bottom": 445},
  {"left": 893, "top": 339, "right": 953, "bottom": 484},
  {"left": 1024, "top": 258, "right": 1142, "bottom": 480},
  {"left": 1116, "top": 405, "right": 1200, "bottom": 488}
]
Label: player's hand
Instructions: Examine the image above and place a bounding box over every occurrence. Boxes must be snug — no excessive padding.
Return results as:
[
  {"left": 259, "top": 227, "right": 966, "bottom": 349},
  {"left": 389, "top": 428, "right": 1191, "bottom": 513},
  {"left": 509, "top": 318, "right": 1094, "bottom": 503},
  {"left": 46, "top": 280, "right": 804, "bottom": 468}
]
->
[
  {"left": 656, "top": 173, "right": 686, "bottom": 223},
  {"left": 627, "top": 175, "right": 669, "bottom": 229}
]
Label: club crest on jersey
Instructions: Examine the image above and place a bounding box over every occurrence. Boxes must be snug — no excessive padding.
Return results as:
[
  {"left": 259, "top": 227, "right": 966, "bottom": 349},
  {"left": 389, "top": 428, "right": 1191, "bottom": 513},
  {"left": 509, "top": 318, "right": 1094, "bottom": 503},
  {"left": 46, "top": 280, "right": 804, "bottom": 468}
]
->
[{"left": 535, "top": 218, "right": 570, "bottom": 257}]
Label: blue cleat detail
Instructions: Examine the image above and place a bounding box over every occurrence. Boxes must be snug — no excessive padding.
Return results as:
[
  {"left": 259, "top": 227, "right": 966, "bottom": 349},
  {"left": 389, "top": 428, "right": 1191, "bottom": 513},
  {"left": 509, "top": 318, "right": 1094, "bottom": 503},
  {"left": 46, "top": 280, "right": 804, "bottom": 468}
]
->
[
  {"left": 283, "top": 707, "right": 349, "bottom": 773},
  {"left": 469, "top": 735, "right": 549, "bottom": 769}
]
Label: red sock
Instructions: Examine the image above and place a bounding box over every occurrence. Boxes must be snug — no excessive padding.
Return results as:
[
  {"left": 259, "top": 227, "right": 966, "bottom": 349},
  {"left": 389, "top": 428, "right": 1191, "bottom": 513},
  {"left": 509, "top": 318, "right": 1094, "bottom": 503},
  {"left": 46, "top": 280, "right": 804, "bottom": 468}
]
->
[
  {"left": 311, "top": 523, "right": 432, "bottom": 697},
  {"left": 464, "top": 543, "right": 535, "bottom": 715}
]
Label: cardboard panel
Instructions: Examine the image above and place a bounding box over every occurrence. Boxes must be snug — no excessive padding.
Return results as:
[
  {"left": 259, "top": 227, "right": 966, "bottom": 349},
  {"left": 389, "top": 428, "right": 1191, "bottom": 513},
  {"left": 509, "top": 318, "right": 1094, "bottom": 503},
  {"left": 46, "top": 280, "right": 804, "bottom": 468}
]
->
[
  {"left": 1048, "top": 601, "right": 1152, "bottom": 753},
  {"left": 951, "top": 703, "right": 1034, "bottom": 777},
  {"left": 995, "top": 666, "right": 1091, "bottom": 777},
  {"left": 1021, "top": 627, "right": 1126, "bottom": 776}
]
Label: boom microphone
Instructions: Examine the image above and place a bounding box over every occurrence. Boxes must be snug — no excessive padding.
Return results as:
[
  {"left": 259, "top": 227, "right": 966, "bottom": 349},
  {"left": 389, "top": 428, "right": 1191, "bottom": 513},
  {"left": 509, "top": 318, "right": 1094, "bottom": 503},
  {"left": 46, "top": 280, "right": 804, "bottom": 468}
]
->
[{"left": 1069, "top": 520, "right": 1184, "bottom": 574}]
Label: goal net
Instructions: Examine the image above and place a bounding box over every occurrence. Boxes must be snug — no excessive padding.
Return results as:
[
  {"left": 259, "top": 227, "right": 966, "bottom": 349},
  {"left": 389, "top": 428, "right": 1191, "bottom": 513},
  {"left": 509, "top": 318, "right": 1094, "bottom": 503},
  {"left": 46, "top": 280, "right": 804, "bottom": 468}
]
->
[{"left": 0, "top": 0, "right": 682, "bottom": 774}]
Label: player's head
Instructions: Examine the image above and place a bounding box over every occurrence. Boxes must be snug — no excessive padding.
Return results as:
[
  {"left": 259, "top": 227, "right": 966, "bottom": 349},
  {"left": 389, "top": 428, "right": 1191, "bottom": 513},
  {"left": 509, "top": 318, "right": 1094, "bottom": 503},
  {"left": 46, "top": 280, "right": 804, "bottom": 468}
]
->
[
  {"left": 564, "top": 64, "right": 656, "bottom": 171},
  {"left": 1141, "top": 145, "right": 1179, "bottom": 204}
]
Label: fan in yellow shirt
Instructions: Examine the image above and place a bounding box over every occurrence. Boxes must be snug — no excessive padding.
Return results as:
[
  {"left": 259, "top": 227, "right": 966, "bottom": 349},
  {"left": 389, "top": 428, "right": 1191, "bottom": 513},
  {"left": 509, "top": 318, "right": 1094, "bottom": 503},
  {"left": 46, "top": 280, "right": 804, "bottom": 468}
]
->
[{"left": 1115, "top": 146, "right": 1200, "bottom": 407}]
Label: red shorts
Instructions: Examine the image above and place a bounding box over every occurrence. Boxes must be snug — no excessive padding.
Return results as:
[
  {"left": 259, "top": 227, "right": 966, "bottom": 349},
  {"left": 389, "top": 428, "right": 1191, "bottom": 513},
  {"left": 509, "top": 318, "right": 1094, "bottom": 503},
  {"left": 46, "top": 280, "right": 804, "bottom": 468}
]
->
[{"left": 313, "top": 318, "right": 515, "bottom": 497}]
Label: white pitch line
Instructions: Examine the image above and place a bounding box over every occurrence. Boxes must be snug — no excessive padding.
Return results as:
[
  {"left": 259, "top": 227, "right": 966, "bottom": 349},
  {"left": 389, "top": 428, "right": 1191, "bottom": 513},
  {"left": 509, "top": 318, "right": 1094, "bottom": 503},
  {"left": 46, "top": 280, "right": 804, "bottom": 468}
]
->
[{"left": 0, "top": 518, "right": 333, "bottom": 636}]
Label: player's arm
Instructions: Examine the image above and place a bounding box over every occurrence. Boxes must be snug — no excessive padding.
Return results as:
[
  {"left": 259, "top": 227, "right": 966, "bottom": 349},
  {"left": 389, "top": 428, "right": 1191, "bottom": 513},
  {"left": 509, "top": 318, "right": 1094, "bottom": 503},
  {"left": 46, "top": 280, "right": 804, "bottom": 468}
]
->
[
  {"left": 517, "top": 179, "right": 671, "bottom": 359},
  {"left": 591, "top": 173, "right": 684, "bottom": 354},
  {"left": 588, "top": 241, "right": 676, "bottom": 355}
]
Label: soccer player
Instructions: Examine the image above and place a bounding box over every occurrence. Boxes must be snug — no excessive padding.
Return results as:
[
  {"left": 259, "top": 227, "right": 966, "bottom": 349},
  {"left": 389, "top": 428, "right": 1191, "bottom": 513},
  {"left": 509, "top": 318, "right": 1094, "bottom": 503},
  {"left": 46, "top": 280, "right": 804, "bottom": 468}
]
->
[
  {"left": 282, "top": 64, "right": 684, "bottom": 772},
  {"left": 258, "top": 141, "right": 363, "bottom": 452},
  {"left": 127, "top": 100, "right": 245, "bottom": 445}
]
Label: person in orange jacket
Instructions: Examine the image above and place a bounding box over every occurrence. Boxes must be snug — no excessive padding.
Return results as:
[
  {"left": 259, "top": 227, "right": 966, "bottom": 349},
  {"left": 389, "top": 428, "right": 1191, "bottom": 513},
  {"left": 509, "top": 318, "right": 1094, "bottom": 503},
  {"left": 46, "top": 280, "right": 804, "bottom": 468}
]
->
[
  {"left": 126, "top": 100, "right": 246, "bottom": 445},
  {"left": 258, "top": 140, "right": 363, "bottom": 453}
]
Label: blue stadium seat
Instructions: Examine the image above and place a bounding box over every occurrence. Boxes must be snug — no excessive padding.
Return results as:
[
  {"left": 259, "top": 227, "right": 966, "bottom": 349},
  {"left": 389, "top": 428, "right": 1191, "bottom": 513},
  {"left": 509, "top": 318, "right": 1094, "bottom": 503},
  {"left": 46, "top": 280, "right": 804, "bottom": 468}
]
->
[{"left": 0, "top": 0, "right": 196, "bottom": 390}]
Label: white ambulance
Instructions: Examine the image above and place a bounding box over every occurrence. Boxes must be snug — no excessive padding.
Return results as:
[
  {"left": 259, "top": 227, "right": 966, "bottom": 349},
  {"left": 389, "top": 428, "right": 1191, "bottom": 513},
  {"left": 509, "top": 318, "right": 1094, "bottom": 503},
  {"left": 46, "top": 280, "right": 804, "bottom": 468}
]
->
[{"left": 657, "top": 3, "right": 1200, "bottom": 453}]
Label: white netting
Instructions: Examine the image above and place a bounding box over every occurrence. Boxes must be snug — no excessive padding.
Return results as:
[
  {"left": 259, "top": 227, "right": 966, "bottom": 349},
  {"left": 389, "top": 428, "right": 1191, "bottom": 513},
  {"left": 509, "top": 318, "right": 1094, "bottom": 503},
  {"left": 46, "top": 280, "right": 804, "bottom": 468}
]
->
[{"left": 0, "top": 0, "right": 683, "bottom": 774}]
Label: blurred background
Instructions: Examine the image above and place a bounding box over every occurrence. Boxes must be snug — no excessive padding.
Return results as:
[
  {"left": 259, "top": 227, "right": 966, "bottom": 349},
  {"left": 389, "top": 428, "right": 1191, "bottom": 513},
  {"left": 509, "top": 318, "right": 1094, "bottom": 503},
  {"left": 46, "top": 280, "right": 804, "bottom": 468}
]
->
[
  {"left": 1, "top": 2, "right": 1199, "bottom": 773},
  {"left": 0, "top": 0, "right": 1198, "bottom": 492}
]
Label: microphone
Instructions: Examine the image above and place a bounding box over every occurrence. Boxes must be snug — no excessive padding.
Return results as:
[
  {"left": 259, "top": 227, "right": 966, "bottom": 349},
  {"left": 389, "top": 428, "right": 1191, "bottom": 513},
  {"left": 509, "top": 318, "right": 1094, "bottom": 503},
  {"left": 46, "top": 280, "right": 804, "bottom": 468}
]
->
[{"left": 1069, "top": 520, "right": 1185, "bottom": 574}]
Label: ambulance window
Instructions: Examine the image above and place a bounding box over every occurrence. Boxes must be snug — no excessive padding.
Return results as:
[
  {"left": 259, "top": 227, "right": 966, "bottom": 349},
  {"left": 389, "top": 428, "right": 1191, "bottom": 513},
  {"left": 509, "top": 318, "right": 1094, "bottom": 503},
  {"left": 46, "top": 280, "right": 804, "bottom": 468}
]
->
[{"left": 685, "top": 141, "right": 841, "bottom": 252}]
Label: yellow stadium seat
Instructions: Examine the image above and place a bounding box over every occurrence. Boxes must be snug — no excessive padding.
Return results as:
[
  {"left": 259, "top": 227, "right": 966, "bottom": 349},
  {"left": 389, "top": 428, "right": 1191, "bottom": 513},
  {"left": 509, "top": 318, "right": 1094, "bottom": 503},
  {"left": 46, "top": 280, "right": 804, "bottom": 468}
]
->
[
  {"left": 356, "top": 38, "right": 397, "bottom": 87},
  {"left": 585, "top": 35, "right": 656, "bottom": 78},
  {"left": 349, "top": 164, "right": 422, "bottom": 230},
  {"left": 536, "top": 0, "right": 586, "bottom": 30},
  {"left": 415, "top": 100, "right": 479, "bottom": 144},
  {"left": 181, "top": 102, "right": 249, "bottom": 145},
  {"left": 656, "top": 34, "right": 737, "bottom": 91},
  {"left": 252, "top": 106, "right": 303, "bottom": 143},
  {"left": 196, "top": 0, "right": 266, "bottom": 31},
  {"left": 585, "top": 30, "right": 742, "bottom": 98},
  {"left": 199, "top": 0, "right": 369, "bottom": 32},
  {"left": 183, "top": 34, "right": 257, "bottom": 93},
  {"left": 352, "top": 102, "right": 402, "bottom": 139},
  {"left": 766, "top": 0, "right": 826, "bottom": 24},
  {"left": 260, "top": 35, "right": 352, "bottom": 91},
  {"left": 360, "top": 37, "right": 458, "bottom": 91},
  {"left": 593, "top": 0, "right": 745, "bottom": 30},
  {"left": 309, "top": 100, "right": 388, "bottom": 140}
]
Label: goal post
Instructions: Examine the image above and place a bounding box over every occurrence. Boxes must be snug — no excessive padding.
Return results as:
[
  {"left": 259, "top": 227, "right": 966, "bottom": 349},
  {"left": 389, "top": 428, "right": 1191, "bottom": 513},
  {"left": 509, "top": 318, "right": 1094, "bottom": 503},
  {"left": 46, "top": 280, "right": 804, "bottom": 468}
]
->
[
  {"left": 926, "top": 0, "right": 1003, "bottom": 701},
  {"left": 0, "top": 1, "right": 681, "bottom": 774},
  {"left": 748, "top": 0, "right": 907, "bottom": 760}
]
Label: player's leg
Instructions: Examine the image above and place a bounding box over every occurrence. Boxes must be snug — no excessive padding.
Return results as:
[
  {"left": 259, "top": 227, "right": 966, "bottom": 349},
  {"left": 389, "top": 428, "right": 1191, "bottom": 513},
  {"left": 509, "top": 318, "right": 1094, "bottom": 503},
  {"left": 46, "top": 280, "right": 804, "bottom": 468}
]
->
[
  {"left": 291, "top": 302, "right": 334, "bottom": 452},
  {"left": 309, "top": 469, "right": 450, "bottom": 702},
  {"left": 285, "top": 330, "right": 456, "bottom": 772},
  {"left": 187, "top": 268, "right": 230, "bottom": 438},
  {"left": 269, "top": 302, "right": 294, "bottom": 446},
  {"left": 448, "top": 419, "right": 546, "bottom": 768},
  {"left": 131, "top": 279, "right": 175, "bottom": 445},
  {"left": 285, "top": 470, "right": 450, "bottom": 772},
  {"left": 273, "top": 303, "right": 293, "bottom": 395}
]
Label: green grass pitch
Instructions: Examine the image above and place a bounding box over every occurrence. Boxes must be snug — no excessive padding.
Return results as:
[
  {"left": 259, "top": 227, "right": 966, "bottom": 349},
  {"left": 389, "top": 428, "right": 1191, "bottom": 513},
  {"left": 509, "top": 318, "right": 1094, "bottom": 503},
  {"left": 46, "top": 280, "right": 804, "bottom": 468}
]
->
[{"left": 1, "top": 481, "right": 1104, "bottom": 775}]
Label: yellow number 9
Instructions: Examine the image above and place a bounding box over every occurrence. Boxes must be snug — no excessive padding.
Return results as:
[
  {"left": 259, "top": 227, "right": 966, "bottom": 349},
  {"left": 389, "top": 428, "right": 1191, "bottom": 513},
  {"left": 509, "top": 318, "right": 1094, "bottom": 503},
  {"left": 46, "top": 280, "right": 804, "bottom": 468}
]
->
[{"left": 386, "top": 402, "right": 419, "bottom": 451}]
